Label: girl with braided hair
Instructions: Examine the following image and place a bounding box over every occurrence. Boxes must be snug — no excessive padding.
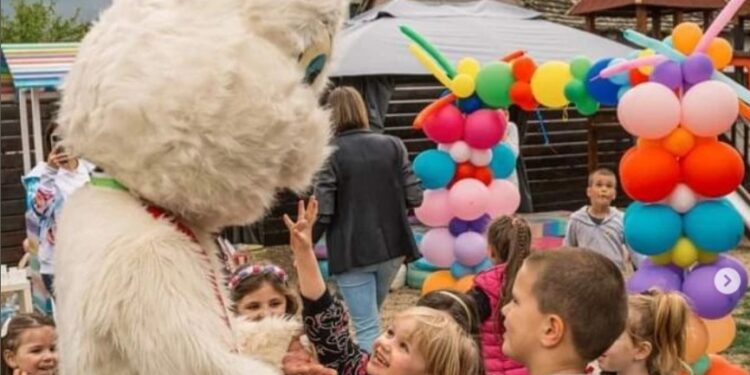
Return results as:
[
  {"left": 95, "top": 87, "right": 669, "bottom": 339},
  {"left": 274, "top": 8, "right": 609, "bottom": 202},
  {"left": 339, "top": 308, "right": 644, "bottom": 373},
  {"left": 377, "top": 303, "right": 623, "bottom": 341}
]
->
[{"left": 468, "top": 216, "right": 532, "bottom": 375}]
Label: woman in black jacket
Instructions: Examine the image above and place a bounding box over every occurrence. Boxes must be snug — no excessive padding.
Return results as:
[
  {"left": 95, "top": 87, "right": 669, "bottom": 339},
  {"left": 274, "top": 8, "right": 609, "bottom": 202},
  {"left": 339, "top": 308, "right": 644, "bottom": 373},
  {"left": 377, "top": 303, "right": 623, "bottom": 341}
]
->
[{"left": 313, "top": 86, "right": 423, "bottom": 353}]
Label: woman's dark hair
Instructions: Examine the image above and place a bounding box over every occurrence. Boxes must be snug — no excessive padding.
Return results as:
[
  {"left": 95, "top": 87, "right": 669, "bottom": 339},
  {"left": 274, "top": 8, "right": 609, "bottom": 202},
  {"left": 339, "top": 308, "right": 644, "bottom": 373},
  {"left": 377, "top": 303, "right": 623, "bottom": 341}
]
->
[{"left": 326, "top": 86, "right": 369, "bottom": 134}]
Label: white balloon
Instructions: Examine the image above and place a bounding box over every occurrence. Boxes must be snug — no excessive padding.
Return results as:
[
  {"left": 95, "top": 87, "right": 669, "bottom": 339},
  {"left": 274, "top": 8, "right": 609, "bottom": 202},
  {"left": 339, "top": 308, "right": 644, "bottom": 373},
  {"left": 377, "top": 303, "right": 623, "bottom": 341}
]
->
[
  {"left": 437, "top": 143, "right": 451, "bottom": 152},
  {"left": 470, "top": 148, "right": 493, "bottom": 166},
  {"left": 449, "top": 141, "right": 471, "bottom": 163},
  {"left": 666, "top": 183, "right": 698, "bottom": 213}
]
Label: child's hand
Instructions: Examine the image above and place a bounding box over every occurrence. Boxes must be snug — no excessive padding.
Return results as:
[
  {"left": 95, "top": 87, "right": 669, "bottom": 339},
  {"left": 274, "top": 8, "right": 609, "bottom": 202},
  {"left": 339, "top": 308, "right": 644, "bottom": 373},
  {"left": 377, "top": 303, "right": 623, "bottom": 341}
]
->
[{"left": 283, "top": 198, "right": 318, "bottom": 257}]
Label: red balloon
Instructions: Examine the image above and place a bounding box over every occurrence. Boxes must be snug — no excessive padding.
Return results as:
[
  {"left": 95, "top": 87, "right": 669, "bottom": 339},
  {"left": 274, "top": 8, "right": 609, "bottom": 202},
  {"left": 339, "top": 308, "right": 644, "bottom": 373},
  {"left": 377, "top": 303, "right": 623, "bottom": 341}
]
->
[
  {"left": 619, "top": 145, "right": 681, "bottom": 202},
  {"left": 629, "top": 69, "right": 649, "bottom": 86},
  {"left": 455, "top": 162, "right": 476, "bottom": 181},
  {"left": 512, "top": 57, "right": 537, "bottom": 82},
  {"left": 510, "top": 81, "right": 537, "bottom": 110},
  {"left": 474, "top": 167, "right": 493, "bottom": 185},
  {"left": 705, "top": 355, "right": 749, "bottom": 375},
  {"left": 682, "top": 141, "right": 745, "bottom": 198}
]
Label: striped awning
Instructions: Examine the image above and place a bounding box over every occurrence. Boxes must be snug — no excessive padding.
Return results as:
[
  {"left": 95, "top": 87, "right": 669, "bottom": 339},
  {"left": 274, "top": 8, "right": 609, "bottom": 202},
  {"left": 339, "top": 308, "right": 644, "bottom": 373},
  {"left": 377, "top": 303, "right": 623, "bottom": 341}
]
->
[{"left": 0, "top": 43, "right": 79, "bottom": 91}]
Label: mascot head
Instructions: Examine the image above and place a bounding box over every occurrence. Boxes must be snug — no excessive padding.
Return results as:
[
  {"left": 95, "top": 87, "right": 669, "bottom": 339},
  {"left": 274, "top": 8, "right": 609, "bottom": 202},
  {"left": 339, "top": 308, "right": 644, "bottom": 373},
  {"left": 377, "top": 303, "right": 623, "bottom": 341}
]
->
[{"left": 58, "top": 0, "right": 348, "bottom": 229}]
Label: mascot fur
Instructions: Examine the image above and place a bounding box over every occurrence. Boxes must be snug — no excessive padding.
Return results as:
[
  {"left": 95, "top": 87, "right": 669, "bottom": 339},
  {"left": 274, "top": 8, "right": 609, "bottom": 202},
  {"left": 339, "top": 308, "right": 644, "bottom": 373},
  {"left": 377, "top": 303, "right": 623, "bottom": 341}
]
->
[{"left": 53, "top": 0, "right": 347, "bottom": 373}]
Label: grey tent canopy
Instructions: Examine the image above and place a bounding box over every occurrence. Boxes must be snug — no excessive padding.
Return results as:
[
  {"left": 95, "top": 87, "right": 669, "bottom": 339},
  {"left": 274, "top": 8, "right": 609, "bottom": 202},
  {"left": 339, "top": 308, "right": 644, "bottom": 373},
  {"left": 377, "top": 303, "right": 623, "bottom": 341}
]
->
[{"left": 330, "top": 0, "right": 633, "bottom": 77}]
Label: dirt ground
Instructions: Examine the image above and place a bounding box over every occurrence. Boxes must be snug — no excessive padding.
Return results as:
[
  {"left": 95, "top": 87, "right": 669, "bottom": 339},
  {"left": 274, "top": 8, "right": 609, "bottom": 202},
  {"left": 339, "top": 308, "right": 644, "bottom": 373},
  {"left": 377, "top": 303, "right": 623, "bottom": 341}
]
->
[{"left": 247, "top": 239, "right": 750, "bottom": 367}]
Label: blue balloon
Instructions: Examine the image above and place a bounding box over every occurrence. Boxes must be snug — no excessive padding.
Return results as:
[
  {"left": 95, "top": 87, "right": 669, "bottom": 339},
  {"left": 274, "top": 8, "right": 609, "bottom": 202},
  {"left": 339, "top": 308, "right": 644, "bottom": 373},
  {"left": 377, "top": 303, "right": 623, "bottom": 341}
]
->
[
  {"left": 449, "top": 218, "right": 471, "bottom": 237},
  {"left": 413, "top": 257, "right": 443, "bottom": 272},
  {"left": 586, "top": 58, "right": 621, "bottom": 106},
  {"left": 607, "top": 58, "right": 631, "bottom": 86},
  {"left": 624, "top": 203, "right": 682, "bottom": 255},
  {"left": 413, "top": 150, "right": 455, "bottom": 189},
  {"left": 457, "top": 95, "right": 483, "bottom": 114},
  {"left": 684, "top": 200, "right": 743, "bottom": 253},
  {"left": 450, "top": 262, "right": 474, "bottom": 279},
  {"left": 489, "top": 143, "right": 517, "bottom": 179},
  {"left": 473, "top": 258, "right": 493, "bottom": 273}
]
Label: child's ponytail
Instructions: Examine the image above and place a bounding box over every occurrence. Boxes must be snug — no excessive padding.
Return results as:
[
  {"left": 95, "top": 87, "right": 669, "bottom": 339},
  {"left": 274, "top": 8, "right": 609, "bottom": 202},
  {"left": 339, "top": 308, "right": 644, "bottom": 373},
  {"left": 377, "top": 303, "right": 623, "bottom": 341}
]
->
[
  {"left": 486, "top": 216, "right": 532, "bottom": 307},
  {"left": 651, "top": 292, "right": 689, "bottom": 375}
]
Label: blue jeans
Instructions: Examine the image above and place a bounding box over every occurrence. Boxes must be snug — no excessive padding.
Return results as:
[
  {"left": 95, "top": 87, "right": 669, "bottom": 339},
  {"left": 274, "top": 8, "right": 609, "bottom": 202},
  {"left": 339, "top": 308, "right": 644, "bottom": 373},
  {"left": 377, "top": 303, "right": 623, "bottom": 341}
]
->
[{"left": 334, "top": 257, "right": 404, "bottom": 353}]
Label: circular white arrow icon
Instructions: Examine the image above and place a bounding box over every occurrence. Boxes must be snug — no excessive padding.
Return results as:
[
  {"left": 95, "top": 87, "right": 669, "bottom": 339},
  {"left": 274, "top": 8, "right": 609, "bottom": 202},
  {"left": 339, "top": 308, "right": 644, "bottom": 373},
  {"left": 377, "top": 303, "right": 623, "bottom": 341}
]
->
[{"left": 714, "top": 268, "right": 741, "bottom": 295}]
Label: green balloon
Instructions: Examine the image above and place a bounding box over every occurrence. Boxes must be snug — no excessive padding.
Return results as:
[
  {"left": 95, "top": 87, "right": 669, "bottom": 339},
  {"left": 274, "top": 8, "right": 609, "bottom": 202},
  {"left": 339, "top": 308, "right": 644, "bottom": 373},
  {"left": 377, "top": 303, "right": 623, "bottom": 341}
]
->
[
  {"left": 564, "top": 80, "right": 588, "bottom": 103},
  {"left": 575, "top": 97, "right": 600, "bottom": 116},
  {"left": 475, "top": 62, "right": 513, "bottom": 108},
  {"left": 570, "top": 56, "right": 592, "bottom": 81},
  {"left": 690, "top": 355, "right": 710, "bottom": 375}
]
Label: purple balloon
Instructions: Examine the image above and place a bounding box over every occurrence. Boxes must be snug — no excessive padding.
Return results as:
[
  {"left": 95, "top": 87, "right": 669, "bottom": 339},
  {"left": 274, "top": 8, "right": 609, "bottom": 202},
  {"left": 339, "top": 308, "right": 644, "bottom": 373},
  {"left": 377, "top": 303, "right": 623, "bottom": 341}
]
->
[
  {"left": 454, "top": 232, "right": 488, "bottom": 267},
  {"left": 650, "top": 61, "right": 683, "bottom": 90},
  {"left": 682, "top": 255, "right": 748, "bottom": 319},
  {"left": 627, "top": 264, "right": 683, "bottom": 294},
  {"left": 449, "top": 218, "right": 471, "bottom": 237},
  {"left": 469, "top": 214, "right": 491, "bottom": 233},
  {"left": 639, "top": 258, "right": 684, "bottom": 275},
  {"left": 682, "top": 53, "right": 714, "bottom": 85}
]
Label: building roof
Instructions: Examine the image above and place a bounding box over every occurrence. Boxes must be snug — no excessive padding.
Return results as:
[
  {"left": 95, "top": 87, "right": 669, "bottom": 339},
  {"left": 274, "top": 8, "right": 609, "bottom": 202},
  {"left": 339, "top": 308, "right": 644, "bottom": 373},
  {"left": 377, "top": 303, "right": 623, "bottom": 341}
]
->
[{"left": 569, "top": 0, "right": 726, "bottom": 16}]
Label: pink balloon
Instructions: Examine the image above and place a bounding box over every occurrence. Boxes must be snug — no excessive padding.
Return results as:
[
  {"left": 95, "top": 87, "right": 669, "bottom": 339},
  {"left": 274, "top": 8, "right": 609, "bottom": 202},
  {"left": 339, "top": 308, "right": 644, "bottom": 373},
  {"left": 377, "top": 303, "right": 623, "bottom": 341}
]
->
[
  {"left": 487, "top": 179, "right": 521, "bottom": 218},
  {"left": 464, "top": 109, "right": 506, "bottom": 150},
  {"left": 454, "top": 232, "right": 488, "bottom": 267},
  {"left": 617, "top": 82, "right": 681, "bottom": 139},
  {"left": 423, "top": 104, "right": 465, "bottom": 144},
  {"left": 449, "top": 178, "right": 490, "bottom": 221},
  {"left": 681, "top": 81, "right": 739, "bottom": 137},
  {"left": 419, "top": 228, "right": 456, "bottom": 268},
  {"left": 415, "top": 189, "right": 453, "bottom": 227}
]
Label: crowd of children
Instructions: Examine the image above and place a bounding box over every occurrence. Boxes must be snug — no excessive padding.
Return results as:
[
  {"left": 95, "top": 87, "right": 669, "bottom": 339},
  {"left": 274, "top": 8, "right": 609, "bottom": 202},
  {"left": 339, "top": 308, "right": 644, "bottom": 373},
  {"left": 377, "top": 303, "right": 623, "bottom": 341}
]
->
[{"left": 1, "top": 169, "right": 739, "bottom": 375}]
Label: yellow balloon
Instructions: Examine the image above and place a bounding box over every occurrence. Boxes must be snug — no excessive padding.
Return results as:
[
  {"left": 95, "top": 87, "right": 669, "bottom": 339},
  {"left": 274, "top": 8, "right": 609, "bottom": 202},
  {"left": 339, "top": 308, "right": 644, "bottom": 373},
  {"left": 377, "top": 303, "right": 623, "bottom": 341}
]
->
[
  {"left": 421, "top": 270, "right": 457, "bottom": 295},
  {"left": 637, "top": 49, "right": 656, "bottom": 75},
  {"left": 686, "top": 312, "right": 709, "bottom": 364},
  {"left": 457, "top": 57, "right": 481, "bottom": 79},
  {"left": 672, "top": 22, "right": 703, "bottom": 55},
  {"left": 703, "top": 315, "right": 736, "bottom": 354},
  {"left": 706, "top": 38, "right": 733, "bottom": 70},
  {"left": 530, "top": 61, "right": 572, "bottom": 108},
  {"left": 455, "top": 275, "right": 476, "bottom": 293},
  {"left": 651, "top": 251, "right": 672, "bottom": 265},
  {"left": 451, "top": 73, "right": 475, "bottom": 98},
  {"left": 697, "top": 250, "right": 719, "bottom": 264},
  {"left": 671, "top": 237, "right": 699, "bottom": 268}
]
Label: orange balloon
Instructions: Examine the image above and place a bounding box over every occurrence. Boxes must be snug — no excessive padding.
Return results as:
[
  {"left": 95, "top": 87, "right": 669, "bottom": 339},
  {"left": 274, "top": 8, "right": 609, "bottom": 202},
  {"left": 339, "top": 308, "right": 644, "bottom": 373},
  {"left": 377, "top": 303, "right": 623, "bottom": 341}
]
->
[
  {"left": 661, "top": 127, "right": 695, "bottom": 157},
  {"left": 703, "top": 315, "right": 736, "bottom": 354},
  {"left": 686, "top": 312, "right": 709, "bottom": 364},
  {"left": 694, "top": 136, "right": 718, "bottom": 145},
  {"left": 422, "top": 271, "right": 457, "bottom": 295},
  {"left": 681, "top": 141, "right": 745, "bottom": 197},
  {"left": 672, "top": 22, "right": 703, "bottom": 55},
  {"left": 706, "top": 38, "right": 733, "bottom": 70},
  {"left": 637, "top": 138, "right": 663, "bottom": 148},
  {"left": 455, "top": 275, "right": 476, "bottom": 292},
  {"left": 512, "top": 57, "right": 537, "bottom": 82},
  {"left": 620, "top": 145, "right": 681, "bottom": 202},
  {"left": 705, "top": 355, "right": 749, "bottom": 375}
]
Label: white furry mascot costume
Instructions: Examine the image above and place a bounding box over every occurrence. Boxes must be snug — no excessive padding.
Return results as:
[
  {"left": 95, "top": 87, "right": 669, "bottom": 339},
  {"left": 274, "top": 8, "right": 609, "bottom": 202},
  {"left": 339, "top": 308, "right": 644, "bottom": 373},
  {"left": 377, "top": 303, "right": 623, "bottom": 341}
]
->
[{"left": 52, "top": 0, "right": 347, "bottom": 373}]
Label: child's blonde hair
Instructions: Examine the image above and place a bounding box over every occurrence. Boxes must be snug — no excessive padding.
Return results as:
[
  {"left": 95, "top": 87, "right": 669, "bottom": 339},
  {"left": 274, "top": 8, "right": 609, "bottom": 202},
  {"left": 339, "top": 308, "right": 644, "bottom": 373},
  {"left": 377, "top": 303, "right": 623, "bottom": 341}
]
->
[
  {"left": 627, "top": 290, "right": 690, "bottom": 375},
  {"left": 396, "top": 306, "right": 481, "bottom": 375}
]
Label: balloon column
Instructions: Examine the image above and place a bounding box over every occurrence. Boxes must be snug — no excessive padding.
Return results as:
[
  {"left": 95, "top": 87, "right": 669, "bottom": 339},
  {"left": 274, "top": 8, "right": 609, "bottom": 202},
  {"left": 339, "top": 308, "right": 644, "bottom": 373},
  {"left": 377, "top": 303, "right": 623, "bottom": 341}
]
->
[
  {"left": 404, "top": 33, "right": 523, "bottom": 293},
  {"left": 615, "top": 5, "right": 748, "bottom": 373}
]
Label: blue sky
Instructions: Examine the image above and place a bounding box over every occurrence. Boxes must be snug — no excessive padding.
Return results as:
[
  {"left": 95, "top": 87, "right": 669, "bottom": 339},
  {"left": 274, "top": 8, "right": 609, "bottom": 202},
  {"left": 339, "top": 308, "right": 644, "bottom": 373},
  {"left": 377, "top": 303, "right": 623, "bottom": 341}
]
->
[{"left": 2, "top": 0, "right": 112, "bottom": 22}]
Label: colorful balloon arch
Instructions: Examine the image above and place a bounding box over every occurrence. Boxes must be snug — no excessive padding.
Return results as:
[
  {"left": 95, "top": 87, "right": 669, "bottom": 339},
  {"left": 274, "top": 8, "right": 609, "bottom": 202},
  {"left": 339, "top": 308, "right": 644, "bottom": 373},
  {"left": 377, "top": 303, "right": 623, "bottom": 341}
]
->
[{"left": 405, "top": 0, "right": 748, "bottom": 373}]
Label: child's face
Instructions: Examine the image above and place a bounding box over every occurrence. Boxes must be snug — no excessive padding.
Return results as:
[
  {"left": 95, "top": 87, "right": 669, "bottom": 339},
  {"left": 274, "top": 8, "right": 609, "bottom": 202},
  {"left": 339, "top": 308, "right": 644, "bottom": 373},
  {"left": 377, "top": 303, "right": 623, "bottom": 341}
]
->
[
  {"left": 598, "top": 331, "right": 649, "bottom": 373},
  {"left": 368, "top": 316, "right": 428, "bottom": 375},
  {"left": 3, "top": 326, "right": 58, "bottom": 375},
  {"left": 501, "top": 262, "right": 545, "bottom": 364},
  {"left": 236, "top": 281, "right": 288, "bottom": 321},
  {"left": 587, "top": 173, "right": 617, "bottom": 208}
]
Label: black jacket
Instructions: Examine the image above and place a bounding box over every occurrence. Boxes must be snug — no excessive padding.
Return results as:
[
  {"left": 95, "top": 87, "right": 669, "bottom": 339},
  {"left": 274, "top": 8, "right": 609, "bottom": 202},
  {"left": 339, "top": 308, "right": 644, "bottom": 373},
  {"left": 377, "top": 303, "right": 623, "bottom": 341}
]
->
[{"left": 314, "top": 129, "right": 423, "bottom": 275}]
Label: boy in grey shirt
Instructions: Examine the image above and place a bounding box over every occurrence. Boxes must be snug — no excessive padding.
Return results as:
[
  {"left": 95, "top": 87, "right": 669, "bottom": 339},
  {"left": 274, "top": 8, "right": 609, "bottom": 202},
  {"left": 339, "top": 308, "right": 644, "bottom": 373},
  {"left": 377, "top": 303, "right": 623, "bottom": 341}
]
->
[{"left": 563, "top": 168, "right": 640, "bottom": 271}]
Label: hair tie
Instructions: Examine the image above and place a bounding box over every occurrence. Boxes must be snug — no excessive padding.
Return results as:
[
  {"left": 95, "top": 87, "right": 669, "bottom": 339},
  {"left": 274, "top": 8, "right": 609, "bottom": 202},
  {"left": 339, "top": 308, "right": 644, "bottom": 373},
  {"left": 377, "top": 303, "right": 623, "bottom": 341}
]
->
[
  {"left": 437, "top": 290, "right": 472, "bottom": 328},
  {"left": 228, "top": 264, "right": 288, "bottom": 290}
]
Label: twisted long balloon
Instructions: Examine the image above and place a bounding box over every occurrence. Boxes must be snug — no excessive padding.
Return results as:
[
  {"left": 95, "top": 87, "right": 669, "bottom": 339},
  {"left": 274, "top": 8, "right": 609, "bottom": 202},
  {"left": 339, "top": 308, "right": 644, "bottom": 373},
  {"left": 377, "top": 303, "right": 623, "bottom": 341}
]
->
[{"left": 400, "top": 25, "right": 457, "bottom": 78}]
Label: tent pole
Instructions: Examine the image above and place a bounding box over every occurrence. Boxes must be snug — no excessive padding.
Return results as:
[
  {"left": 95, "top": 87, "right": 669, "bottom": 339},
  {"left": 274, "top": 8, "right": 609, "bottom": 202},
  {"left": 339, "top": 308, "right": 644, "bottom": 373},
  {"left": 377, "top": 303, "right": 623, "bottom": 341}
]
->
[
  {"left": 30, "top": 89, "right": 44, "bottom": 165},
  {"left": 18, "top": 89, "right": 31, "bottom": 173}
]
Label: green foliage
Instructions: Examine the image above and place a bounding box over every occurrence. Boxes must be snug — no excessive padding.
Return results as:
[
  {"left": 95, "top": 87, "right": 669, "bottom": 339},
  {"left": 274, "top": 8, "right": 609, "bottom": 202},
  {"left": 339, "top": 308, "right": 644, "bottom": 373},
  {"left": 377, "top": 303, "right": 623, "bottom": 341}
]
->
[{"left": 1, "top": 0, "right": 90, "bottom": 43}]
